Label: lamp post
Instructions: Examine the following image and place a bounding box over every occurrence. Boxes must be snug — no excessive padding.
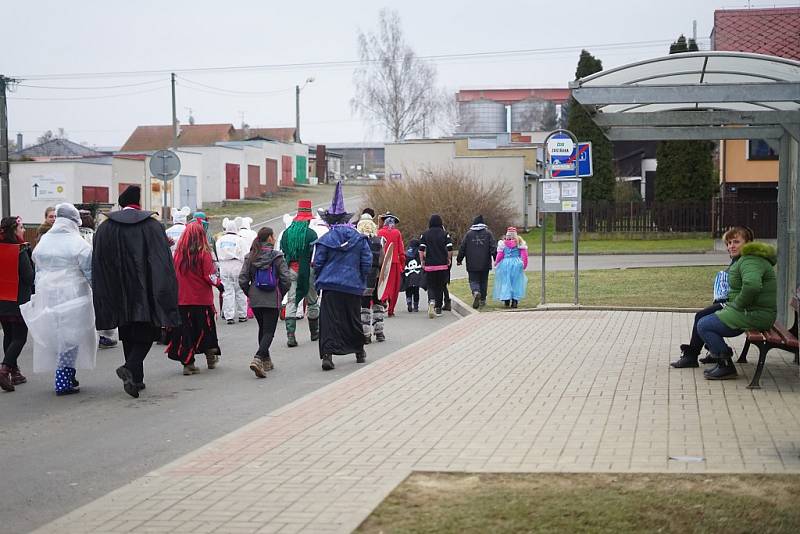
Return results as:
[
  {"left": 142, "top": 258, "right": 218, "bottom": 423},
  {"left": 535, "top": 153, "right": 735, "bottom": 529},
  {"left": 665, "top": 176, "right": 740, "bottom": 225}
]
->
[{"left": 295, "top": 77, "right": 314, "bottom": 143}]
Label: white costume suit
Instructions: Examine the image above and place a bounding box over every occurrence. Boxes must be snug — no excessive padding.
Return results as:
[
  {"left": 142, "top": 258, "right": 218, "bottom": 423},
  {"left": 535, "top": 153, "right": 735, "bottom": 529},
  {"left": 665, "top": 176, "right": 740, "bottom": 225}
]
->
[{"left": 216, "top": 217, "right": 248, "bottom": 321}]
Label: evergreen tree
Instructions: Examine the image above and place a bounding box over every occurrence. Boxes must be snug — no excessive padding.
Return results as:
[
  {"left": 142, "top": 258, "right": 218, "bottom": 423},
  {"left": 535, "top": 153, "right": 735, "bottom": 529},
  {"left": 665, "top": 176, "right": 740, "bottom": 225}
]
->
[
  {"left": 566, "top": 50, "right": 615, "bottom": 201},
  {"left": 655, "top": 35, "right": 716, "bottom": 202}
]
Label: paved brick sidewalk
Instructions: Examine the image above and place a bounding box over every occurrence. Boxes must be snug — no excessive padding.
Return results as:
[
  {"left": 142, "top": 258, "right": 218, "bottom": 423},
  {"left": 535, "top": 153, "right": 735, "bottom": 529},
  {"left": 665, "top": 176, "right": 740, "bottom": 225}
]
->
[{"left": 34, "top": 311, "right": 800, "bottom": 533}]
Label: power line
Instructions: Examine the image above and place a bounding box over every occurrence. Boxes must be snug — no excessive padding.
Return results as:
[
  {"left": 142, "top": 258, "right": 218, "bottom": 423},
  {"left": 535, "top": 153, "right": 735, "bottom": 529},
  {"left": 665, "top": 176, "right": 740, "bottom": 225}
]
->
[
  {"left": 178, "top": 76, "right": 294, "bottom": 97},
  {"left": 7, "top": 84, "right": 167, "bottom": 101},
  {"left": 12, "top": 38, "right": 708, "bottom": 80},
  {"left": 14, "top": 78, "right": 164, "bottom": 90}
]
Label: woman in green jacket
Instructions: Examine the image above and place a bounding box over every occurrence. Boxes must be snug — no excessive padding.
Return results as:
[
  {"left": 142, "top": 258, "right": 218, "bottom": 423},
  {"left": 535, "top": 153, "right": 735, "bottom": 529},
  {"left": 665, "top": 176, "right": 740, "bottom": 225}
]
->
[{"left": 697, "top": 229, "right": 777, "bottom": 380}]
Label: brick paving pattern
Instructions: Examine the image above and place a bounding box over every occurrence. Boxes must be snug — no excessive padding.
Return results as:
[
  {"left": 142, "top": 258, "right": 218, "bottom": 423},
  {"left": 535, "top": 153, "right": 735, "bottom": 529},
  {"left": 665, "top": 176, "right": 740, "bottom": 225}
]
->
[{"left": 34, "top": 311, "right": 800, "bottom": 533}]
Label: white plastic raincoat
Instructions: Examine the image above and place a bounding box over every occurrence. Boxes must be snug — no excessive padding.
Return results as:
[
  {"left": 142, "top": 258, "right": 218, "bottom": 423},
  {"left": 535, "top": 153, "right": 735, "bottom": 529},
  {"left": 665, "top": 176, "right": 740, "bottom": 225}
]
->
[
  {"left": 238, "top": 216, "right": 258, "bottom": 252},
  {"left": 21, "top": 216, "right": 97, "bottom": 372},
  {"left": 166, "top": 206, "right": 192, "bottom": 255}
]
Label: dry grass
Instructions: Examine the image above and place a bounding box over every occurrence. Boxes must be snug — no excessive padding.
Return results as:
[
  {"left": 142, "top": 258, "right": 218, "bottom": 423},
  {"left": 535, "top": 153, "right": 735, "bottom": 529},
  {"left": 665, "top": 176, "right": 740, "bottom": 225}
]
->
[
  {"left": 364, "top": 166, "right": 518, "bottom": 245},
  {"left": 357, "top": 472, "right": 800, "bottom": 534}
]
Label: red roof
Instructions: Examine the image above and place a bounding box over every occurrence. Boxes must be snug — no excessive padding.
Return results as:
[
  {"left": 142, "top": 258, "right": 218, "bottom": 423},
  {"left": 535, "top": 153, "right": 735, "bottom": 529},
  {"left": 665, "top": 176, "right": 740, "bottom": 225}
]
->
[
  {"left": 120, "top": 123, "right": 236, "bottom": 151},
  {"left": 236, "top": 127, "right": 296, "bottom": 143},
  {"left": 113, "top": 154, "right": 147, "bottom": 161},
  {"left": 712, "top": 7, "right": 800, "bottom": 60},
  {"left": 457, "top": 88, "right": 570, "bottom": 105}
]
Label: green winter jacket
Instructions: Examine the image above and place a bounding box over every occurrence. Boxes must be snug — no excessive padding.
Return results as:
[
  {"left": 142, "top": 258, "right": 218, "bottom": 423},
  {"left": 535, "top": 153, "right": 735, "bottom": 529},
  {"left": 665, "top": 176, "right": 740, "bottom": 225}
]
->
[{"left": 716, "top": 242, "right": 777, "bottom": 331}]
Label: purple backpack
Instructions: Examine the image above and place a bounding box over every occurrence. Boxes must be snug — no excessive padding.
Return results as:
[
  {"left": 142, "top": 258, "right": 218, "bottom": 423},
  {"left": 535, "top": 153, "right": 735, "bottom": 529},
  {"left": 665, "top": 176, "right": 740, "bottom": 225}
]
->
[{"left": 254, "top": 265, "right": 277, "bottom": 291}]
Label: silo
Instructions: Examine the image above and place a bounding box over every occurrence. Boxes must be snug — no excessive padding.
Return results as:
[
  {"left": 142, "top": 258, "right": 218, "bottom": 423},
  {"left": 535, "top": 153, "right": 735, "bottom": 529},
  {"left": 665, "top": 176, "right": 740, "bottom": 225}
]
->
[
  {"left": 510, "top": 98, "right": 555, "bottom": 131},
  {"left": 457, "top": 99, "right": 507, "bottom": 133}
]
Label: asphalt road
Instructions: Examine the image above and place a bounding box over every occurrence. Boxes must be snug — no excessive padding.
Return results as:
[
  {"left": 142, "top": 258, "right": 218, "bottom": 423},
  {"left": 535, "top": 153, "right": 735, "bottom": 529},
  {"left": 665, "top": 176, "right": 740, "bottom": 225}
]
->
[{"left": 0, "top": 307, "right": 457, "bottom": 534}]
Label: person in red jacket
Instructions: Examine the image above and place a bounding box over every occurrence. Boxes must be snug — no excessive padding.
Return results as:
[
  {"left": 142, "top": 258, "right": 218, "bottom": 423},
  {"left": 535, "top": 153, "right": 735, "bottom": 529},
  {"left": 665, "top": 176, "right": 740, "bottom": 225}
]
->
[
  {"left": 167, "top": 222, "right": 223, "bottom": 375},
  {"left": 376, "top": 212, "right": 405, "bottom": 316}
]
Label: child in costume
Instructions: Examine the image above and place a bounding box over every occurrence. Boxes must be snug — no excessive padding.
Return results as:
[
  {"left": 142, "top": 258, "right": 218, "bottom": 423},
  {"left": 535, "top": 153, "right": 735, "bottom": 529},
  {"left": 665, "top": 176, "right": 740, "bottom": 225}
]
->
[
  {"left": 401, "top": 238, "right": 423, "bottom": 312},
  {"left": 492, "top": 227, "right": 528, "bottom": 308}
]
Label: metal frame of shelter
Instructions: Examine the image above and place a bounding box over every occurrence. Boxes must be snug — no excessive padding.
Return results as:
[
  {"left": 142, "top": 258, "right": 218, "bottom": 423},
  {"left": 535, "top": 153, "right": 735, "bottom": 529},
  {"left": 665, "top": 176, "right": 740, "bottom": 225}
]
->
[{"left": 571, "top": 51, "right": 800, "bottom": 322}]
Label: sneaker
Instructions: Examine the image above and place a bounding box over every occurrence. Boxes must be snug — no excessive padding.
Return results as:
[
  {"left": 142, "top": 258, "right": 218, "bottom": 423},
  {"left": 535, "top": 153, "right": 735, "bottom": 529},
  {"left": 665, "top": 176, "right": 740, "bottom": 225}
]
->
[
  {"left": 206, "top": 353, "right": 220, "bottom": 369},
  {"left": 511, "top": 300, "right": 519, "bottom": 309},
  {"left": 116, "top": 366, "right": 139, "bottom": 398},
  {"left": 183, "top": 365, "right": 193, "bottom": 376},
  {"left": 321, "top": 355, "right": 335, "bottom": 371},
  {"left": 705, "top": 360, "right": 738, "bottom": 380},
  {"left": 183, "top": 362, "right": 199, "bottom": 375},
  {"left": 226, "top": 319, "right": 235, "bottom": 325},
  {"left": 472, "top": 292, "right": 481, "bottom": 309},
  {"left": 699, "top": 352, "right": 718, "bottom": 365},
  {"left": 428, "top": 302, "right": 435, "bottom": 319},
  {"left": 98, "top": 336, "right": 118, "bottom": 349},
  {"left": 287, "top": 333, "right": 298, "bottom": 348},
  {"left": 356, "top": 350, "right": 367, "bottom": 363},
  {"left": 364, "top": 334, "right": 372, "bottom": 345},
  {"left": 407, "top": 303, "right": 413, "bottom": 312},
  {"left": 238, "top": 317, "right": 248, "bottom": 323},
  {"left": 249, "top": 358, "right": 267, "bottom": 379},
  {"left": 443, "top": 301, "right": 452, "bottom": 312},
  {"left": 435, "top": 308, "right": 443, "bottom": 317},
  {"left": 375, "top": 332, "right": 386, "bottom": 342}
]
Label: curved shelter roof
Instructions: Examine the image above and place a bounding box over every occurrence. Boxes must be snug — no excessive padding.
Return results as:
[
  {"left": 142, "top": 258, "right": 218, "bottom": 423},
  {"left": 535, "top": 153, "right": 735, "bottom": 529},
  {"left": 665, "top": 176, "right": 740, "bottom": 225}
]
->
[
  {"left": 570, "top": 50, "right": 800, "bottom": 322},
  {"left": 570, "top": 51, "right": 800, "bottom": 142}
]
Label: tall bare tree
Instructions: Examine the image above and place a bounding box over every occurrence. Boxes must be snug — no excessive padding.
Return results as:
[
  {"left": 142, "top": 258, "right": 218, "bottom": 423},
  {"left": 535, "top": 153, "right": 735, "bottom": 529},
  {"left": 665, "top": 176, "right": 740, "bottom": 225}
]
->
[{"left": 352, "top": 9, "right": 441, "bottom": 141}]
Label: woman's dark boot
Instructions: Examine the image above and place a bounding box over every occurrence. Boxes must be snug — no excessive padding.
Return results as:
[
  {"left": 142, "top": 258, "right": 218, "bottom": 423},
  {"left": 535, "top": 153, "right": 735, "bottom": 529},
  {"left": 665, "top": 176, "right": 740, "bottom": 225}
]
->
[
  {"left": 670, "top": 344, "right": 699, "bottom": 368},
  {"left": 511, "top": 300, "right": 519, "bottom": 309},
  {"left": 0, "top": 364, "right": 15, "bottom": 392},
  {"left": 504, "top": 300, "right": 511, "bottom": 308},
  {"left": 407, "top": 296, "right": 413, "bottom": 313},
  {"left": 321, "top": 354, "right": 334, "bottom": 371},
  {"left": 10, "top": 367, "right": 27, "bottom": 385},
  {"left": 705, "top": 355, "right": 738, "bottom": 380}
]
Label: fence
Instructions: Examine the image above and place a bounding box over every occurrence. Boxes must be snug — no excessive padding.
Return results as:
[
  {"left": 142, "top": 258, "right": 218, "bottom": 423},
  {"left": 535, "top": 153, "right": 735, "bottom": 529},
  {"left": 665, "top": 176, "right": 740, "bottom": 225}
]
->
[
  {"left": 712, "top": 198, "right": 777, "bottom": 239},
  {"left": 555, "top": 201, "right": 712, "bottom": 233}
]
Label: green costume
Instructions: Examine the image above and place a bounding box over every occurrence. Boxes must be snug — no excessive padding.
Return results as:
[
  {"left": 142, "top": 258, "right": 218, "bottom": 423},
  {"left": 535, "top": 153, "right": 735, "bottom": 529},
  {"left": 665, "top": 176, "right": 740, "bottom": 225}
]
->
[
  {"left": 280, "top": 221, "right": 317, "bottom": 305},
  {"left": 716, "top": 242, "right": 777, "bottom": 331}
]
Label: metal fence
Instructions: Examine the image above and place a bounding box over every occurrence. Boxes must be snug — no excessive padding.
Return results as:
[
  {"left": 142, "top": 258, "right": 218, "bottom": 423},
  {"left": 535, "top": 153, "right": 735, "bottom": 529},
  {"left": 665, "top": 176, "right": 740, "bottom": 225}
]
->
[
  {"left": 555, "top": 200, "right": 713, "bottom": 233},
  {"left": 712, "top": 198, "right": 777, "bottom": 239}
]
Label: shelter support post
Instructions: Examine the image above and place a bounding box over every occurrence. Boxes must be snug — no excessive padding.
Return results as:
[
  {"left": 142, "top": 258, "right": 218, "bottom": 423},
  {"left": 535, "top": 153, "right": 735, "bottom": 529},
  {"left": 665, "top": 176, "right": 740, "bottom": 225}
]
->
[
  {"left": 777, "top": 133, "right": 791, "bottom": 324},
  {"left": 792, "top": 136, "right": 800, "bottom": 309}
]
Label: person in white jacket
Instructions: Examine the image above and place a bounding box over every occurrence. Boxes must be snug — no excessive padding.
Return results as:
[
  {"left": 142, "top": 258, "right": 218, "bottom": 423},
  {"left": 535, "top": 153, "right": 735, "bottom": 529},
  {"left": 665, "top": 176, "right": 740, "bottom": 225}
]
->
[
  {"left": 166, "top": 206, "right": 191, "bottom": 255},
  {"left": 216, "top": 217, "right": 247, "bottom": 324},
  {"left": 20, "top": 203, "right": 97, "bottom": 396},
  {"left": 238, "top": 216, "right": 258, "bottom": 252}
]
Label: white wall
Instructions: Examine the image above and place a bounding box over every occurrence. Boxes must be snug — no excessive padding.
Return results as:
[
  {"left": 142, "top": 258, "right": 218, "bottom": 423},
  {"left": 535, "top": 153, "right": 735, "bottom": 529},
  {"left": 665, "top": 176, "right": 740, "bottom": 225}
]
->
[
  {"left": 10, "top": 160, "right": 112, "bottom": 224},
  {"left": 185, "top": 145, "right": 246, "bottom": 203},
  {"left": 386, "top": 141, "right": 528, "bottom": 226}
]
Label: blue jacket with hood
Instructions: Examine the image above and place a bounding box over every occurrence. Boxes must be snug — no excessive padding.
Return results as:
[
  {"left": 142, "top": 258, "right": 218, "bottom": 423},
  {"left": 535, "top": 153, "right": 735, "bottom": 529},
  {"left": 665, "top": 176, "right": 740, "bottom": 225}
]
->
[{"left": 313, "top": 225, "right": 372, "bottom": 295}]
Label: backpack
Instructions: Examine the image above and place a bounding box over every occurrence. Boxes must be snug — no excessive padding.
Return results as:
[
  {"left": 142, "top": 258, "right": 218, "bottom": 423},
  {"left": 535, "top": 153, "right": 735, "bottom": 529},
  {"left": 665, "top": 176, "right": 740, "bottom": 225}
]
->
[{"left": 254, "top": 264, "right": 277, "bottom": 291}]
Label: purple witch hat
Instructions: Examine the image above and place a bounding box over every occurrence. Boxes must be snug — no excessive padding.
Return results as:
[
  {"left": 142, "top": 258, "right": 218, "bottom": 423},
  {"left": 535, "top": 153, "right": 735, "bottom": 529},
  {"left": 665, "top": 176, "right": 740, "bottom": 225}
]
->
[{"left": 321, "top": 181, "right": 353, "bottom": 225}]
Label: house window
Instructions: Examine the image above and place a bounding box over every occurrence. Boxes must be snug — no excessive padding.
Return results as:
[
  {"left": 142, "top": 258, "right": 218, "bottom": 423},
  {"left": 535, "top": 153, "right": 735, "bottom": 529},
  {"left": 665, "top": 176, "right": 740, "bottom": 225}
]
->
[{"left": 746, "top": 139, "right": 778, "bottom": 161}]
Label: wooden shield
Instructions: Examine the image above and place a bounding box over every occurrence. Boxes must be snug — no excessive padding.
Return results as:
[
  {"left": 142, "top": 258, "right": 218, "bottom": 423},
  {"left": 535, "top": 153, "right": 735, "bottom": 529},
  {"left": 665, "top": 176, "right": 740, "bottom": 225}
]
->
[{"left": 376, "top": 241, "right": 394, "bottom": 301}]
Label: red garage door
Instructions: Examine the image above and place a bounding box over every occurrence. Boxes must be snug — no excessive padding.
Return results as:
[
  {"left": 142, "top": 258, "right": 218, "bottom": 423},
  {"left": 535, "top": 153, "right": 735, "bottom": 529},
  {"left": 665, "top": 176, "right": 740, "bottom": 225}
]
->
[
  {"left": 265, "top": 158, "right": 278, "bottom": 193},
  {"left": 281, "top": 156, "right": 293, "bottom": 187},
  {"left": 225, "top": 163, "right": 240, "bottom": 200},
  {"left": 82, "top": 186, "right": 109, "bottom": 203}
]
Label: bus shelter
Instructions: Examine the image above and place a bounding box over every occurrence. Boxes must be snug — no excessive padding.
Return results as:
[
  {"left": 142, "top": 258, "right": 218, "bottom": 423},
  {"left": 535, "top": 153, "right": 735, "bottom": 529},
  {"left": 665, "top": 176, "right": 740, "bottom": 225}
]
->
[{"left": 571, "top": 51, "right": 800, "bottom": 321}]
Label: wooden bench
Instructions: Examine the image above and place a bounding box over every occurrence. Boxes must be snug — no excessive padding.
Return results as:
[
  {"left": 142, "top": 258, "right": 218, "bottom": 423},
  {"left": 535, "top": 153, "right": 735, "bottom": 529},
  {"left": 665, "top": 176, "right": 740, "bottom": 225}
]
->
[{"left": 737, "top": 292, "right": 799, "bottom": 389}]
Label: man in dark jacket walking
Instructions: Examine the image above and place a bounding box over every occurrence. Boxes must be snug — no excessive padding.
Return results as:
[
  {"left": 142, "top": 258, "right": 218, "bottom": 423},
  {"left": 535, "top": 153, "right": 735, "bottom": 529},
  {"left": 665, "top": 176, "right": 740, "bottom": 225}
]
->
[
  {"left": 92, "top": 185, "right": 180, "bottom": 398},
  {"left": 457, "top": 215, "right": 496, "bottom": 309}
]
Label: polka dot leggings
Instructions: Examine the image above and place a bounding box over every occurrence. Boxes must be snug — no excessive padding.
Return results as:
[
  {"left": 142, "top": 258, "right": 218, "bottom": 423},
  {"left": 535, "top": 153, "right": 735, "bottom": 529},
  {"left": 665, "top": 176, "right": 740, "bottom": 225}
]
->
[{"left": 54, "top": 347, "right": 78, "bottom": 394}]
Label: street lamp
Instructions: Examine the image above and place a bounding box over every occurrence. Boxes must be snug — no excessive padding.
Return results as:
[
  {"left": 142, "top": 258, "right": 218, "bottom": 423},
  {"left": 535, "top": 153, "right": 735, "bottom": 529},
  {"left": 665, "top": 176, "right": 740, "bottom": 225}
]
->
[{"left": 295, "top": 77, "right": 315, "bottom": 143}]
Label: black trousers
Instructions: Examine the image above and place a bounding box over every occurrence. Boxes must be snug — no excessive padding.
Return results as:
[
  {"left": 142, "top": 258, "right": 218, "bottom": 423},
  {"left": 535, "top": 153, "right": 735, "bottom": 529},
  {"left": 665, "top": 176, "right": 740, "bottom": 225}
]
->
[
  {"left": 1, "top": 319, "right": 28, "bottom": 368},
  {"left": 686, "top": 303, "right": 724, "bottom": 356},
  {"left": 426, "top": 270, "right": 449, "bottom": 310},
  {"left": 405, "top": 287, "right": 420, "bottom": 304},
  {"left": 253, "top": 307, "right": 280, "bottom": 359},
  {"left": 467, "top": 270, "right": 490, "bottom": 300},
  {"left": 122, "top": 341, "right": 152, "bottom": 384}
]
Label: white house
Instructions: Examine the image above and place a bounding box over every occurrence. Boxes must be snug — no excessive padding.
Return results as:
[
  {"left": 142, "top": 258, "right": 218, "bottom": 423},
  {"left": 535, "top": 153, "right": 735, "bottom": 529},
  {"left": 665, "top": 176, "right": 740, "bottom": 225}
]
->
[
  {"left": 8, "top": 157, "right": 113, "bottom": 224},
  {"left": 111, "top": 150, "right": 204, "bottom": 213}
]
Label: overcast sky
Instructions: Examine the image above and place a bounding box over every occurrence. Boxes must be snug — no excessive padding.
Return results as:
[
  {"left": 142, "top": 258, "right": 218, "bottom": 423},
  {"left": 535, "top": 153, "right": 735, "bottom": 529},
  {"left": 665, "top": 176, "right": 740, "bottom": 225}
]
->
[{"left": 3, "top": 0, "right": 792, "bottom": 148}]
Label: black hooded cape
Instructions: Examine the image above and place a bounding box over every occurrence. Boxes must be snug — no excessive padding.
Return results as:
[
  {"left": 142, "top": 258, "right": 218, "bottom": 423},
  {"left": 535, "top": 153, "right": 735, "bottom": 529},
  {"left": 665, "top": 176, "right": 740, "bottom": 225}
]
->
[{"left": 92, "top": 209, "right": 180, "bottom": 330}]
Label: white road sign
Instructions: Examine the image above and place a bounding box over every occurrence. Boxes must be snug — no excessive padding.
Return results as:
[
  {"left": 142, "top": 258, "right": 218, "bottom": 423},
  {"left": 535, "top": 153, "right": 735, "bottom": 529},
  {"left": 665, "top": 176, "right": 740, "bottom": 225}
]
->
[
  {"left": 31, "top": 175, "right": 67, "bottom": 200},
  {"left": 547, "top": 136, "right": 575, "bottom": 157}
]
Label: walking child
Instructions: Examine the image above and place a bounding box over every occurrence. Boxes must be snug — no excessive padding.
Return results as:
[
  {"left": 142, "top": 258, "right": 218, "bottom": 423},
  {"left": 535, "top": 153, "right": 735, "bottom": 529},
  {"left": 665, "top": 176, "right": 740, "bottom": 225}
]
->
[
  {"left": 356, "top": 213, "right": 386, "bottom": 343},
  {"left": 492, "top": 227, "right": 528, "bottom": 308},
  {"left": 401, "top": 238, "right": 423, "bottom": 312},
  {"left": 216, "top": 217, "right": 248, "bottom": 324}
]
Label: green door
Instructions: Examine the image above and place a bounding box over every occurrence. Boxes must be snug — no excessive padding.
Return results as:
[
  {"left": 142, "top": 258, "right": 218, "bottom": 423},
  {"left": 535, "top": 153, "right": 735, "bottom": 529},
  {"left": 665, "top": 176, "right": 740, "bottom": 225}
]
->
[{"left": 295, "top": 155, "right": 308, "bottom": 184}]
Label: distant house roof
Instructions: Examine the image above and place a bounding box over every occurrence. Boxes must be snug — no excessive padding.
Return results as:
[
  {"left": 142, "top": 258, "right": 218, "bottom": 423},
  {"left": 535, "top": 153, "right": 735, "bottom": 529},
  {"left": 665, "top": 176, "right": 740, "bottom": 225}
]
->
[
  {"left": 712, "top": 7, "right": 800, "bottom": 60},
  {"left": 456, "top": 88, "right": 571, "bottom": 105},
  {"left": 120, "top": 123, "right": 236, "bottom": 151},
  {"left": 12, "top": 138, "right": 105, "bottom": 160},
  {"left": 120, "top": 124, "right": 299, "bottom": 151},
  {"left": 234, "top": 127, "right": 296, "bottom": 143},
  {"left": 324, "top": 142, "right": 385, "bottom": 150}
]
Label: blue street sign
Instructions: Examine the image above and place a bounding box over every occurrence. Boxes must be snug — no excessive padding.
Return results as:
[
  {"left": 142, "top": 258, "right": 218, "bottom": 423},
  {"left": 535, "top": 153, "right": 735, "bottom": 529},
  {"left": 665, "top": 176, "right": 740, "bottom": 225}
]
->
[{"left": 551, "top": 142, "right": 593, "bottom": 178}]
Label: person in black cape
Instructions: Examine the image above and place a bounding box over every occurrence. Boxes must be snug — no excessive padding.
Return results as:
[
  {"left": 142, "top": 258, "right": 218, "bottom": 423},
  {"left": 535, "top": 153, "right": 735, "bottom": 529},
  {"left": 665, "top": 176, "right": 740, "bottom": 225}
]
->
[{"left": 92, "top": 185, "right": 180, "bottom": 398}]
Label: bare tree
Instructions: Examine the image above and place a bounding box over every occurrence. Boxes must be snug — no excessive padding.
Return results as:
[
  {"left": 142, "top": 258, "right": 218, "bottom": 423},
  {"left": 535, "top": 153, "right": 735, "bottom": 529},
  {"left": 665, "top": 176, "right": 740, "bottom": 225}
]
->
[{"left": 352, "top": 9, "right": 441, "bottom": 141}]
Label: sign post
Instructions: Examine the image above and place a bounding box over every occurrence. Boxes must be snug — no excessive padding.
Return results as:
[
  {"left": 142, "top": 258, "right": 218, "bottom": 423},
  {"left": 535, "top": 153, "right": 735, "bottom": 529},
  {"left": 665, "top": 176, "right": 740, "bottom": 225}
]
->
[
  {"left": 149, "top": 150, "right": 181, "bottom": 220},
  {"left": 540, "top": 129, "right": 585, "bottom": 306}
]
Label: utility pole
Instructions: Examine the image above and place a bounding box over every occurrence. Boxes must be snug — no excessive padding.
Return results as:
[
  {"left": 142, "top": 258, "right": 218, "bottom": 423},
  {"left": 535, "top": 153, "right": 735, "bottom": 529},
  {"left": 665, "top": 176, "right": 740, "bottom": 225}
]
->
[
  {"left": 295, "top": 84, "right": 301, "bottom": 143},
  {"left": 0, "top": 75, "right": 15, "bottom": 218},
  {"left": 166, "top": 72, "right": 178, "bottom": 220}
]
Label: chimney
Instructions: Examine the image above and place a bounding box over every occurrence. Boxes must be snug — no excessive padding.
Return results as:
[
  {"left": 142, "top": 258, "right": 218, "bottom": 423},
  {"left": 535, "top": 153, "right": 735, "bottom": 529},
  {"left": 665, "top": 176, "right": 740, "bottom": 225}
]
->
[{"left": 16, "top": 133, "right": 22, "bottom": 151}]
